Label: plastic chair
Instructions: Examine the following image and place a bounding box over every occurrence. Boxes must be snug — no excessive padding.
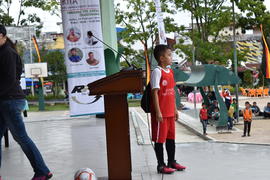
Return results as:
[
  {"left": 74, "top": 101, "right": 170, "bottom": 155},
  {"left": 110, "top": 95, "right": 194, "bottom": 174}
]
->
[
  {"left": 263, "top": 89, "right": 269, "bottom": 96},
  {"left": 256, "top": 89, "right": 263, "bottom": 97},
  {"left": 240, "top": 88, "right": 247, "bottom": 96},
  {"left": 248, "top": 89, "right": 256, "bottom": 97}
]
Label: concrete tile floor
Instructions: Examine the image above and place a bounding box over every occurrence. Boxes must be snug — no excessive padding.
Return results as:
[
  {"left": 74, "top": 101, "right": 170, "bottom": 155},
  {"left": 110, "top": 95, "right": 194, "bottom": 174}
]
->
[{"left": 1, "top": 113, "right": 270, "bottom": 180}]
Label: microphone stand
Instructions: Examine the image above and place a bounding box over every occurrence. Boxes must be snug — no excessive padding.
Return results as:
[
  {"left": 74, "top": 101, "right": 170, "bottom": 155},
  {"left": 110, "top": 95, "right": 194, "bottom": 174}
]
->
[{"left": 92, "top": 34, "right": 144, "bottom": 71}]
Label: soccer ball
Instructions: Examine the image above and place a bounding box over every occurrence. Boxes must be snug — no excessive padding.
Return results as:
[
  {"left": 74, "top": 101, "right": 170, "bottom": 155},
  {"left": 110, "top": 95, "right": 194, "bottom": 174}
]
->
[{"left": 74, "top": 168, "right": 97, "bottom": 180}]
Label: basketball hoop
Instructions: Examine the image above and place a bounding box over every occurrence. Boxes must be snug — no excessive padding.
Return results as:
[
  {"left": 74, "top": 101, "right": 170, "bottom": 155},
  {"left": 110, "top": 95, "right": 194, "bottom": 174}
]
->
[
  {"left": 24, "top": 63, "right": 48, "bottom": 78},
  {"left": 31, "top": 68, "right": 42, "bottom": 79}
]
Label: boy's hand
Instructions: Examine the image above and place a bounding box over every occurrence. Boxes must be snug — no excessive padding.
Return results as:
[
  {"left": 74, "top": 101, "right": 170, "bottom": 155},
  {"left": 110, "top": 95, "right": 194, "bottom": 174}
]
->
[
  {"left": 156, "top": 112, "right": 163, "bottom": 122},
  {"left": 175, "top": 110, "right": 179, "bottom": 121}
]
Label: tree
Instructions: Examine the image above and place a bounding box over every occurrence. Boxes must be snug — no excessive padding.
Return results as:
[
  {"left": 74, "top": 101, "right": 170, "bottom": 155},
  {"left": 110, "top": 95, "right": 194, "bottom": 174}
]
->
[
  {"left": 243, "top": 70, "right": 252, "bottom": 87},
  {"left": 171, "top": 0, "right": 270, "bottom": 64},
  {"left": 43, "top": 50, "right": 67, "bottom": 96},
  {"left": 235, "top": 0, "right": 270, "bottom": 38},
  {"left": 115, "top": 0, "right": 182, "bottom": 65},
  {"left": 172, "top": 0, "right": 236, "bottom": 64},
  {"left": 0, "top": 0, "right": 59, "bottom": 36}
]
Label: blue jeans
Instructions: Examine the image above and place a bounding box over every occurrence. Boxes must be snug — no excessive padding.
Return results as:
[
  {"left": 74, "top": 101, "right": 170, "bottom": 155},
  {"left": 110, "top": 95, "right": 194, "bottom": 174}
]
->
[
  {"left": 228, "top": 117, "right": 233, "bottom": 129},
  {"left": 200, "top": 120, "right": 207, "bottom": 134},
  {"left": 0, "top": 99, "right": 50, "bottom": 176}
]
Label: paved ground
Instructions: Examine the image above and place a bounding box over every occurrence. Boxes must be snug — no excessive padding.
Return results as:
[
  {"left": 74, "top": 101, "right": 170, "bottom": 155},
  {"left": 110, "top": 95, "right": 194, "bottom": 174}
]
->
[
  {"left": 130, "top": 107, "right": 205, "bottom": 145},
  {"left": 209, "top": 120, "right": 270, "bottom": 144},
  {"left": 179, "top": 97, "right": 270, "bottom": 144},
  {"left": 238, "top": 96, "right": 270, "bottom": 110},
  {"left": 1, "top": 97, "right": 270, "bottom": 180}
]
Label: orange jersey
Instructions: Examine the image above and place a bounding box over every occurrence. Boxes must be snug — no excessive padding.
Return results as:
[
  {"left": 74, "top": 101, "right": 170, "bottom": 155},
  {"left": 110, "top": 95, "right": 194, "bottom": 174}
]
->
[{"left": 243, "top": 108, "right": 252, "bottom": 122}]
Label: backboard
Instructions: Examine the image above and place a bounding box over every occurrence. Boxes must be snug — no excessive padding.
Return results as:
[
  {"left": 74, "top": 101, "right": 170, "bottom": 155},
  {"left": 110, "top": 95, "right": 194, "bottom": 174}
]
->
[{"left": 24, "top": 63, "right": 48, "bottom": 78}]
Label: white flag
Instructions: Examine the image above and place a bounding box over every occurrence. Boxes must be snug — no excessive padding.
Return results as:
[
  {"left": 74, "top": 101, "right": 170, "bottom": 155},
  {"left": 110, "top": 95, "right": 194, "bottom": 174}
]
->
[{"left": 154, "top": 0, "right": 167, "bottom": 45}]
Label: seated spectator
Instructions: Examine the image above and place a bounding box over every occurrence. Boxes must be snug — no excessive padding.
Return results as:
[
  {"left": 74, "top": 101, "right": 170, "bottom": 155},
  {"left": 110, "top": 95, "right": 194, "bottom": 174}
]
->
[
  {"left": 208, "top": 100, "right": 218, "bottom": 117},
  {"left": 263, "top": 102, "right": 270, "bottom": 118},
  {"left": 211, "top": 107, "right": 220, "bottom": 121},
  {"left": 251, "top": 102, "right": 263, "bottom": 116},
  {"left": 208, "top": 107, "right": 220, "bottom": 126}
]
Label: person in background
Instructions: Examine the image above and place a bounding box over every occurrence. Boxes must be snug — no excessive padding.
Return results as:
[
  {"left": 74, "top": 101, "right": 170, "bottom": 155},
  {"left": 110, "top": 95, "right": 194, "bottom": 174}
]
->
[
  {"left": 223, "top": 88, "right": 232, "bottom": 110},
  {"left": 251, "top": 101, "right": 263, "bottom": 116},
  {"left": 263, "top": 102, "right": 270, "bottom": 118},
  {"left": 200, "top": 103, "right": 208, "bottom": 135},
  {"left": 208, "top": 100, "right": 218, "bottom": 117},
  {"left": 231, "top": 98, "right": 238, "bottom": 120},
  {"left": 23, "top": 99, "right": 29, "bottom": 117},
  {"left": 0, "top": 25, "right": 52, "bottom": 180},
  {"left": 207, "top": 91, "right": 216, "bottom": 103},
  {"left": 228, "top": 104, "right": 234, "bottom": 130},
  {"left": 210, "top": 107, "right": 220, "bottom": 126},
  {"left": 242, "top": 101, "right": 252, "bottom": 137}
]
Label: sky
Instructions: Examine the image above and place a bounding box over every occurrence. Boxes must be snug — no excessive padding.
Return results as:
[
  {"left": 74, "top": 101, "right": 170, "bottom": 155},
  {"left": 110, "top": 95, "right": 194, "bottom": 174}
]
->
[{"left": 5, "top": 0, "right": 270, "bottom": 33}]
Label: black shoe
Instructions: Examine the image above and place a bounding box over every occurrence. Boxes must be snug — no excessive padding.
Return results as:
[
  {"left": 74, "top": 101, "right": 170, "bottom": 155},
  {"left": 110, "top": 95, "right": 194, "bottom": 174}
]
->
[
  {"left": 248, "top": 134, "right": 250, "bottom": 136},
  {"left": 242, "top": 135, "right": 246, "bottom": 137}
]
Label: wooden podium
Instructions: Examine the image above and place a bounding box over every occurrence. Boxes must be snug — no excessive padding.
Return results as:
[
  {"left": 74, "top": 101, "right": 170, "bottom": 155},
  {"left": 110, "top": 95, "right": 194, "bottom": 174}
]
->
[{"left": 87, "top": 70, "right": 143, "bottom": 180}]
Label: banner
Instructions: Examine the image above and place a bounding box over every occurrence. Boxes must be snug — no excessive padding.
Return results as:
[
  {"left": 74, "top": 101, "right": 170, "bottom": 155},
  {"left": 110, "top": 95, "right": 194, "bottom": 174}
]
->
[
  {"left": 61, "top": 0, "right": 106, "bottom": 116},
  {"left": 260, "top": 24, "right": 270, "bottom": 79},
  {"left": 154, "top": 0, "right": 167, "bottom": 45}
]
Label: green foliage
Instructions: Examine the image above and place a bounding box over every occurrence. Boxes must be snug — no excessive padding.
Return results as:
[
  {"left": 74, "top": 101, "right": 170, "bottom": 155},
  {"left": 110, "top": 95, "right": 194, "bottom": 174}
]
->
[
  {"left": 32, "top": 49, "right": 67, "bottom": 96},
  {"left": 0, "top": 10, "right": 13, "bottom": 25},
  {"left": 26, "top": 94, "right": 66, "bottom": 101},
  {"left": 128, "top": 99, "right": 141, "bottom": 107},
  {"left": 0, "top": 0, "right": 59, "bottom": 36},
  {"left": 242, "top": 70, "right": 253, "bottom": 88},
  {"left": 171, "top": 0, "right": 270, "bottom": 64},
  {"left": 235, "top": 0, "right": 270, "bottom": 39},
  {"left": 16, "top": 41, "right": 26, "bottom": 60},
  {"left": 28, "top": 103, "right": 68, "bottom": 112},
  {"left": 172, "top": 0, "right": 234, "bottom": 64},
  {"left": 115, "top": 0, "right": 181, "bottom": 65},
  {"left": 23, "top": 0, "right": 59, "bottom": 13},
  {"left": 43, "top": 50, "right": 67, "bottom": 95}
]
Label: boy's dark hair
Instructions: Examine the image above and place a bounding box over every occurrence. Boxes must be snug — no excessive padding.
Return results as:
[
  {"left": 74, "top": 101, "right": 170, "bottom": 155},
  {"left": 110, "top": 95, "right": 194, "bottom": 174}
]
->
[
  {"left": 233, "top": 98, "right": 236, "bottom": 101},
  {"left": 153, "top": 44, "right": 170, "bottom": 63},
  {"left": 253, "top": 101, "right": 257, "bottom": 104},
  {"left": 202, "top": 102, "right": 206, "bottom": 106},
  {"left": 245, "top": 101, "right": 250, "bottom": 105}
]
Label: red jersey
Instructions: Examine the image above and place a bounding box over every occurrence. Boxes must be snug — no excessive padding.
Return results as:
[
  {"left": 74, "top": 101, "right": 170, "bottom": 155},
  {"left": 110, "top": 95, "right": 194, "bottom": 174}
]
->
[
  {"left": 156, "top": 68, "right": 176, "bottom": 117},
  {"left": 200, "top": 108, "right": 208, "bottom": 120}
]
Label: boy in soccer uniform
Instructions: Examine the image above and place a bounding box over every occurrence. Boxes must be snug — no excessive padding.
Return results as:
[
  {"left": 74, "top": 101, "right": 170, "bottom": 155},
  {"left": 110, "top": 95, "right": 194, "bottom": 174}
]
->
[{"left": 150, "top": 45, "right": 186, "bottom": 174}]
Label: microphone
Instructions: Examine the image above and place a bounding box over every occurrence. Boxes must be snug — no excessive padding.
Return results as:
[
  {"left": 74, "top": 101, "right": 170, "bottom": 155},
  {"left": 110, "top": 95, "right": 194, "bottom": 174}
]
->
[{"left": 91, "top": 33, "right": 141, "bottom": 71}]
